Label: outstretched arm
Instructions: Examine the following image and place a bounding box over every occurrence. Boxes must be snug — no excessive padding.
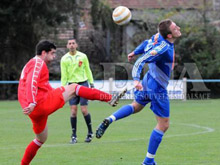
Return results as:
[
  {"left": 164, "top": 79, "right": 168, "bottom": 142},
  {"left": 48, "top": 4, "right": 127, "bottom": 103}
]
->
[
  {"left": 132, "top": 41, "right": 169, "bottom": 84},
  {"left": 128, "top": 39, "right": 149, "bottom": 62},
  {"left": 127, "top": 51, "right": 135, "bottom": 62}
]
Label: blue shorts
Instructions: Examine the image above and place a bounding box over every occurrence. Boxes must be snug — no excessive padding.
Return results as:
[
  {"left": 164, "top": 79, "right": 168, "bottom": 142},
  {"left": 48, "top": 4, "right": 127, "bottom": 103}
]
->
[
  {"left": 134, "top": 74, "right": 170, "bottom": 118},
  {"left": 69, "top": 81, "right": 89, "bottom": 106}
]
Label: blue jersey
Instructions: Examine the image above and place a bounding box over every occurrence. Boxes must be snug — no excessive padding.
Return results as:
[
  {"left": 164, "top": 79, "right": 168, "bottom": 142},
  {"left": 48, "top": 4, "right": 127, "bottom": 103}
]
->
[{"left": 132, "top": 33, "right": 175, "bottom": 89}]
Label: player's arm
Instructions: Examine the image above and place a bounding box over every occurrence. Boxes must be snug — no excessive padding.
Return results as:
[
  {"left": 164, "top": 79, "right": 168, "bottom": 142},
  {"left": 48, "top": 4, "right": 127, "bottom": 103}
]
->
[
  {"left": 84, "top": 56, "right": 94, "bottom": 87},
  {"left": 25, "top": 61, "right": 43, "bottom": 113},
  {"left": 134, "top": 39, "right": 149, "bottom": 55},
  {"left": 60, "top": 58, "right": 68, "bottom": 86},
  {"left": 142, "top": 41, "right": 169, "bottom": 63},
  {"left": 128, "top": 40, "right": 149, "bottom": 62},
  {"left": 132, "top": 41, "right": 169, "bottom": 83},
  {"left": 131, "top": 56, "right": 145, "bottom": 90}
]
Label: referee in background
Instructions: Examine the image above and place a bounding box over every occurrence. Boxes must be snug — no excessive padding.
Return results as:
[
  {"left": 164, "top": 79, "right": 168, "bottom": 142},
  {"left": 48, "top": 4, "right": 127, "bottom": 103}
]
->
[{"left": 61, "top": 38, "right": 94, "bottom": 144}]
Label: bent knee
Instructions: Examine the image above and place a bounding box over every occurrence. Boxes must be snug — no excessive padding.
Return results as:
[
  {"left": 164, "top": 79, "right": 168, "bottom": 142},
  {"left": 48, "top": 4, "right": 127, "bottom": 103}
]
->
[
  {"left": 131, "top": 102, "right": 144, "bottom": 113},
  {"left": 164, "top": 123, "right": 170, "bottom": 131},
  {"left": 40, "top": 137, "right": 47, "bottom": 143},
  {"left": 66, "top": 83, "right": 77, "bottom": 93},
  {"left": 62, "top": 84, "right": 78, "bottom": 102},
  {"left": 157, "top": 119, "right": 169, "bottom": 132},
  {"left": 163, "top": 122, "right": 170, "bottom": 132},
  {"left": 36, "top": 135, "right": 47, "bottom": 143}
]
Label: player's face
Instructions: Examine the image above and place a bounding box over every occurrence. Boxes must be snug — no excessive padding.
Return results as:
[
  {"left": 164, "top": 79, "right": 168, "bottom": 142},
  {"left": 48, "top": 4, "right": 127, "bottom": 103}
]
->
[
  {"left": 67, "top": 39, "right": 78, "bottom": 52},
  {"left": 44, "top": 49, "right": 56, "bottom": 64},
  {"left": 170, "top": 22, "right": 181, "bottom": 38}
]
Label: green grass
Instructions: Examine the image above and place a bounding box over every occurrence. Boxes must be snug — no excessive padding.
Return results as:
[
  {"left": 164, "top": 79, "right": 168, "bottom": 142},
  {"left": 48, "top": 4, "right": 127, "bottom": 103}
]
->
[{"left": 0, "top": 99, "right": 220, "bottom": 165}]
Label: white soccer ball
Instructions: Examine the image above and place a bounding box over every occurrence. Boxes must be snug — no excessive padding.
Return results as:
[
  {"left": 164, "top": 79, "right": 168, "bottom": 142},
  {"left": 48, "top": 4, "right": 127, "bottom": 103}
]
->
[{"left": 112, "top": 6, "right": 132, "bottom": 25}]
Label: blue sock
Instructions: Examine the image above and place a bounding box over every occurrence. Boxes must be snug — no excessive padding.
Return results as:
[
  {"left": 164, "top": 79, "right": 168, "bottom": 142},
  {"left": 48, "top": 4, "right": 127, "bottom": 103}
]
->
[
  {"left": 143, "top": 129, "right": 164, "bottom": 164},
  {"left": 107, "top": 105, "right": 134, "bottom": 123}
]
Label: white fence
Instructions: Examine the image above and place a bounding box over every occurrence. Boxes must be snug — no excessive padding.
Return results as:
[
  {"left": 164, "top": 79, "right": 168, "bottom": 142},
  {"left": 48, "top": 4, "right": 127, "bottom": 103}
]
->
[
  {"left": 50, "top": 79, "right": 186, "bottom": 100},
  {"left": 2, "top": 79, "right": 219, "bottom": 100}
]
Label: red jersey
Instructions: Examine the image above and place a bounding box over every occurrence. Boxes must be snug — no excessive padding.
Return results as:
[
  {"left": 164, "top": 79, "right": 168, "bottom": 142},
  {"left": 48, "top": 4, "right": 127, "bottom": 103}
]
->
[{"left": 18, "top": 56, "right": 53, "bottom": 108}]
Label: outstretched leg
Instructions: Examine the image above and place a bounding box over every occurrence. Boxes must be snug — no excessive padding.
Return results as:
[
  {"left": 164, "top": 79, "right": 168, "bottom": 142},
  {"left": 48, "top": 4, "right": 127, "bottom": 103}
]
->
[
  {"left": 63, "top": 84, "right": 127, "bottom": 107},
  {"left": 96, "top": 101, "right": 144, "bottom": 138}
]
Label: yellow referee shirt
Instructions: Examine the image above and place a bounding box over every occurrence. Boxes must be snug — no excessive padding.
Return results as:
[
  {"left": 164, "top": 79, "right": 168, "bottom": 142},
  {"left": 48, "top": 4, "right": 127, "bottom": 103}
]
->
[{"left": 60, "top": 51, "right": 94, "bottom": 86}]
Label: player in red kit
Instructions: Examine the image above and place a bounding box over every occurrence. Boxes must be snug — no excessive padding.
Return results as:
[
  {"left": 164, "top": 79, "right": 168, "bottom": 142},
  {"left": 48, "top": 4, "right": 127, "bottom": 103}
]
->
[{"left": 18, "top": 40, "right": 126, "bottom": 165}]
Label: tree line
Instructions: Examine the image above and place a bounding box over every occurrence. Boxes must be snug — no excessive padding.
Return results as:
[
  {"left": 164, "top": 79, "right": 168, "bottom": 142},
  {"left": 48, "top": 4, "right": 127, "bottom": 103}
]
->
[{"left": 0, "top": 0, "right": 219, "bottom": 99}]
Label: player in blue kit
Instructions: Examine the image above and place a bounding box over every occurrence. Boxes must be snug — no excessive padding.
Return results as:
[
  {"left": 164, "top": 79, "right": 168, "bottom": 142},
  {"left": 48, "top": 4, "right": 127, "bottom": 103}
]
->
[{"left": 96, "top": 19, "right": 181, "bottom": 165}]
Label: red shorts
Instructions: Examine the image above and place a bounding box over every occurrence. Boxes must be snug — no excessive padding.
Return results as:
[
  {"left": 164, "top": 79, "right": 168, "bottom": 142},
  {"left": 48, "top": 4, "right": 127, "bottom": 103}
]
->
[{"left": 29, "top": 87, "right": 65, "bottom": 134}]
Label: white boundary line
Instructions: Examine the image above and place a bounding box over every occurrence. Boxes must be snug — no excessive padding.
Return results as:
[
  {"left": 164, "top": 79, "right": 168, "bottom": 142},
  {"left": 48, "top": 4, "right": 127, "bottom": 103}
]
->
[
  {"left": 0, "top": 122, "right": 215, "bottom": 149},
  {"left": 43, "top": 122, "right": 215, "bottom": 148},
  {"left": 165, "top": 122, "right": 215, "bottom": 138}
]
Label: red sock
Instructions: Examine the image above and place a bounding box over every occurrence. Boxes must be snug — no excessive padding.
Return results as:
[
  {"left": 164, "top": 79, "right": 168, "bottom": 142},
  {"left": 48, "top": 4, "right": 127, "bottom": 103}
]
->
[
  {"left": 21, "top": 139, "right": 43, "bottom": 165},
  {"left": 75, "top": 85, "right": 112, "bottom": 102}
]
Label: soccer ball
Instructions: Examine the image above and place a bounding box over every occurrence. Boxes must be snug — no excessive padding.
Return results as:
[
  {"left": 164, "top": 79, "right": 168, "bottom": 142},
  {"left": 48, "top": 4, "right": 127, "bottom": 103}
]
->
[{"left": 112, "top": 6, "right": 132, "bottom": 25}]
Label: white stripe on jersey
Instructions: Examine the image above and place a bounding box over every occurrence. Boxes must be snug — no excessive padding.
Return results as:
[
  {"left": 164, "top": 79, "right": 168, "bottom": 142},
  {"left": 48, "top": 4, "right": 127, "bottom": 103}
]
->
[
  {"left": 132, "top": 41, "right": 167, "bottom": 79},
  {"left": 132, "top": 53, "right": 151, "bottom": 78},
  {"left": 31, "top": 57, "right": 44, "bottom": 103}
]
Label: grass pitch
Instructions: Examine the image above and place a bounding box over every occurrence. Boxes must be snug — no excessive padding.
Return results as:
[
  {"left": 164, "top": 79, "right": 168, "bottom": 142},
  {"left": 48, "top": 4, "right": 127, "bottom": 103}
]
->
[{"left": 0, "top": 99, "right": 220, "bottom": 165}]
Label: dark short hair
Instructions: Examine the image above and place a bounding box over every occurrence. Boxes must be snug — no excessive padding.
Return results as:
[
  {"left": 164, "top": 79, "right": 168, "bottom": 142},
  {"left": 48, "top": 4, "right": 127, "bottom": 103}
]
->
[
  {"left": 158, "top": 19, "right": 172, "bottom": 39},
  {"left": 67, "top": 38, "right": 77, "bottom": 43},
  {"left": 36, "top": 40, "right": 56, "bottom": 55}
]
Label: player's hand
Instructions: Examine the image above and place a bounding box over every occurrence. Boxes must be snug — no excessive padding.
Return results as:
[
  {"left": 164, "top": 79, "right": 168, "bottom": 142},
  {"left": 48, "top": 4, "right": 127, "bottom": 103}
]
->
[
  {"left": 134, "top": 80, "right": 143, "bottom": 91},
  {"left": 127, "top": 52, "right": 135, "bottom": 62},
  {"left": 23, "top": 103, "right": 36, "bottom": 115},
  {"left": 90, "top": 83, "right": 94, "bottom": 88}
]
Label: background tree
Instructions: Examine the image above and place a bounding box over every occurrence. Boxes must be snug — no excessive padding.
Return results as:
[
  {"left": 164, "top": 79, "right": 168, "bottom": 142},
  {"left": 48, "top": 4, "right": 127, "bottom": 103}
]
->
[
  {"left": 0, "top": 0, "right": 69, "bottom": 80},
  {"left": 0, "top": 0, "right": 219, "bottom": 99},
  {"left": 0, "top": 0, "right": 69, "bottom": 99}
]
